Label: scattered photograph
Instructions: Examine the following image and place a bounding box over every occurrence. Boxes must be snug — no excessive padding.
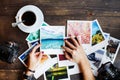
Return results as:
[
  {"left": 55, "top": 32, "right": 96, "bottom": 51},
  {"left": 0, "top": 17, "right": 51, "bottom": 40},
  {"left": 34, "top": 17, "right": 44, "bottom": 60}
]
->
[
  {"left": 44, "top": 63, "right": 69, "bottom": 80},
  {"left": 92, "top": 20, "right": 105, "bottom": 46},
  {"left": 67, "top": 20, "right": 91, "bottom": 44},
  {"left": 87, "top": 49, "right": 105, "bottom": 68},
  {"left": 106, "top": 37, "right": 120, "bottom": 63},
  {"left": 40, "top": 26, "right": 65, "bottom": 54},
  {"left": 18, "top": 42, "right": 39, "bottom": 67}
]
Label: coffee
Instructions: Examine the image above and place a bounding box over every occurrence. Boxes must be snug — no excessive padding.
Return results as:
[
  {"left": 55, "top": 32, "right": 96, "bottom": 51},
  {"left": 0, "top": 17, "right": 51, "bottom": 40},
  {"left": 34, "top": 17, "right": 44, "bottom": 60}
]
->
[{"left": 22, "top": 11, "right": 36, "bottom": 26}]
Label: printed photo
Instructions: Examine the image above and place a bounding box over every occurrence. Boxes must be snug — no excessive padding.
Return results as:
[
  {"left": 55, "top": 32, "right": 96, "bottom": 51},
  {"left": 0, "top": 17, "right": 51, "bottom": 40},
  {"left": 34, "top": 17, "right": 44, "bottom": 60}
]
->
[
  {"left": 92, "top": 20, "right": 105, "bottom": 46},
  {"left": 26, "top": 22, "right": 49, "bottom": 43},
  {"left": 87, "top": 49, "right": 105, "bottom": 68},
  {"left": 44, "top": 63, "right": 69, "bottom": 80},
  {"left": 106, "top": 37, "right": 120, "bottom": 63},
  {"left": 40, "top": 26, "right": 65, "bottom": 54},
  {"left": 67, "top": 20, "right": 91, "bottom": 44},
  {"left": 18, "top": 42, "right": 39, "bottom": 67}
]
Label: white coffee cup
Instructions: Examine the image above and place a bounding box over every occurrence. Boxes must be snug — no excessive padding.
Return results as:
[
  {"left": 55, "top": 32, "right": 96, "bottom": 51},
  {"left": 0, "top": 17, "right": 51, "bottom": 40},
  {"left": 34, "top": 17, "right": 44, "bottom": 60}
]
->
[{"left": 12, "top": 5, "right": 44, "bottom": 33}]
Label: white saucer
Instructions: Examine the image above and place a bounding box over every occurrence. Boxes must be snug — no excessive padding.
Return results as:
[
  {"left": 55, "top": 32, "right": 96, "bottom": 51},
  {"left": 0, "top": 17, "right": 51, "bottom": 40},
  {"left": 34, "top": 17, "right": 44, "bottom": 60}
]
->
[{"left": 15, "top": 5, "right": 44, "bottom": 33}]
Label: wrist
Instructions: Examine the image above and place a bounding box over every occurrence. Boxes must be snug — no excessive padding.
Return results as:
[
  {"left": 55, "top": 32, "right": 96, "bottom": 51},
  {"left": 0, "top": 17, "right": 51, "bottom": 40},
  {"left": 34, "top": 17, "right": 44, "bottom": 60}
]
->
[
  {"left": 25, "top": 68, "right": 35, "bottom": 76},
  {"left": 27, "top": 65, "right": 36, "bottom": 71},
  {"left": 77, "top": 54, "right": 88, "bottom": 64},
  {"left": 78, "top": 56, "right": 90, "bottom": 68},
  {"left": 23, "top": 72, "right": 35, "bottom": 80}
]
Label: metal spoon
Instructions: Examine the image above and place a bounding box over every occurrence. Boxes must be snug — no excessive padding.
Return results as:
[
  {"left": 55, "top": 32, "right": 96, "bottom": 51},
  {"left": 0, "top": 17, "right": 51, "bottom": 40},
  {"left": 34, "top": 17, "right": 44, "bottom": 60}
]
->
[{"left": 12, "top": 20, "right": 25, "bottom": 27}]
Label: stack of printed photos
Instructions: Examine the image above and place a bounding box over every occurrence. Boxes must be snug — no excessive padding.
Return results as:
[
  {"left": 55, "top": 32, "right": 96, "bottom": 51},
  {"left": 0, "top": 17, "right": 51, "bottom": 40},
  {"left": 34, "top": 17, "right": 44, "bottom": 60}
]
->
[{"left": 18, "top": 19, "right": 120, "bottom": 80}]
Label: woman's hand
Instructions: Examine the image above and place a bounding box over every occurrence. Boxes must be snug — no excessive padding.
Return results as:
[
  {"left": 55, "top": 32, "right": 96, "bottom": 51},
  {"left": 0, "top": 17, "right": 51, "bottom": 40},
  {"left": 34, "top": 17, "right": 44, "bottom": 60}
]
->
[
  {"left": 27, "top": 44, "right": 43, "bottom": 70},
  {"left": 62, "top": 36, "right": 95, "bottom": 80},
  {"left": 26, "top": 44, "right": 43, "bottom": 76},
  {"left": 62, "top": 36, "right": 87, "bottom": 64}
]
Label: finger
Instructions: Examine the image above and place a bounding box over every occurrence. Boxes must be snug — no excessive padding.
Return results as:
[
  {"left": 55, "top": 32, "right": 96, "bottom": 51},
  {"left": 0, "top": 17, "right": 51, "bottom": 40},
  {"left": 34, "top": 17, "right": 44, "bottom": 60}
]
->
[
  {"left": 35, "top": 52, "right": 40, "bottom": 56},
  {"left": 29, "top": 51, "right": 39, "bottom": 57},
  {"left": 31, "top": 44, "right": 41, "bottom": 54},
  {"left": 64, "top": 51, "right": 73, "bottom": 61},
  {"left": 71, "top": 37, "right": 79, "bottom": 47},
  {"left": 65, "top": 40, "right": 77, "bottom": 50},
  {"left": 35, "top": 52, "right": 43, "bottom": 67},
  {"left": 38, "top": 52, "right": 43, "bottom": 61},
  {"left": 76, "top": 36, "right": 81, "bottom": 45},
  {"left": 62, "top": 46, "right": 73, "bottom": 54}
]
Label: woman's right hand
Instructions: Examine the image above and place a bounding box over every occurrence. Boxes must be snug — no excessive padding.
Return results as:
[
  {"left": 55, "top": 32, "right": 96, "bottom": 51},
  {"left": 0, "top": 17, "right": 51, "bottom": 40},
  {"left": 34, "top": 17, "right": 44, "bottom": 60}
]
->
[
  {"left": 62, "top": 36, "right": 87, "bottom": 64},
  {"left": 62, "top": 36, "right": 95, "bottom": 80}
]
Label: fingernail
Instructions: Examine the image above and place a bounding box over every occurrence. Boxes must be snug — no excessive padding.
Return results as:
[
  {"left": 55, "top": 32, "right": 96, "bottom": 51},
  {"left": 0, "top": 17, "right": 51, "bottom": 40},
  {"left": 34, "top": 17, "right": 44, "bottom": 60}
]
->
[{"left": 41, "top": 51, "right": 44, "bottom": 54}]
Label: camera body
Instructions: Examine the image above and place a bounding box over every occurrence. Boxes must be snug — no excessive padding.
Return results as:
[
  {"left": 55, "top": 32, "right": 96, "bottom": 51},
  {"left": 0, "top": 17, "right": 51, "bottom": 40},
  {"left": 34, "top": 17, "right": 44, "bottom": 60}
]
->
[
  {"left": 97, "top": 62, "right": 120, "bottom": 80},
  {"left": 0, "top": 41, "right": 19, "bottom": 63}
]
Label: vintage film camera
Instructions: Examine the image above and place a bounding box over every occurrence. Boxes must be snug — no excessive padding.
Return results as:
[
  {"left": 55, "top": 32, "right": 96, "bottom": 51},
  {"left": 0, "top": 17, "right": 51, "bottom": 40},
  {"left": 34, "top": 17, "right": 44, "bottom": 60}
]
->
[
  {"left": 0, "top": 41, "right": 19, "bottom": 63},
  {"left": 97, "top": 62, "right": 120, "bottom": 80}
]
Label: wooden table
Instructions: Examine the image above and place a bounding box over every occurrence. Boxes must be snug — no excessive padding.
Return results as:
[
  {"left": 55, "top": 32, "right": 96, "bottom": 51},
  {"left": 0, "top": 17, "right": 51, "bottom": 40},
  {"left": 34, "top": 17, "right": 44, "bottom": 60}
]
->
[{"left": 0, "top": 0, "right": 120, "bottom": 80}]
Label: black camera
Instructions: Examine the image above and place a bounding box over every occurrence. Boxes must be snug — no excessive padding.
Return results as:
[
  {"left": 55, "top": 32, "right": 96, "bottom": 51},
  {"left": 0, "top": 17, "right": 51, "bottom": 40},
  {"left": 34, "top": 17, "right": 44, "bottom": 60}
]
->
[
  {"left": 97, "top": 62, "right": 120, "bottom": 80},
  {"left": 0, "top": 41, "right": 19, "bottom": 63}
]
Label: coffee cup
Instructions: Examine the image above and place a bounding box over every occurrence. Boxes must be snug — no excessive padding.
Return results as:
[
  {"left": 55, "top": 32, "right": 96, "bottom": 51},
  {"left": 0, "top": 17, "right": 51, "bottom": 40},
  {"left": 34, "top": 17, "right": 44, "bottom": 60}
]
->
[{"left": 12, "top": 5, "right": 44, "bottom": 33}]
